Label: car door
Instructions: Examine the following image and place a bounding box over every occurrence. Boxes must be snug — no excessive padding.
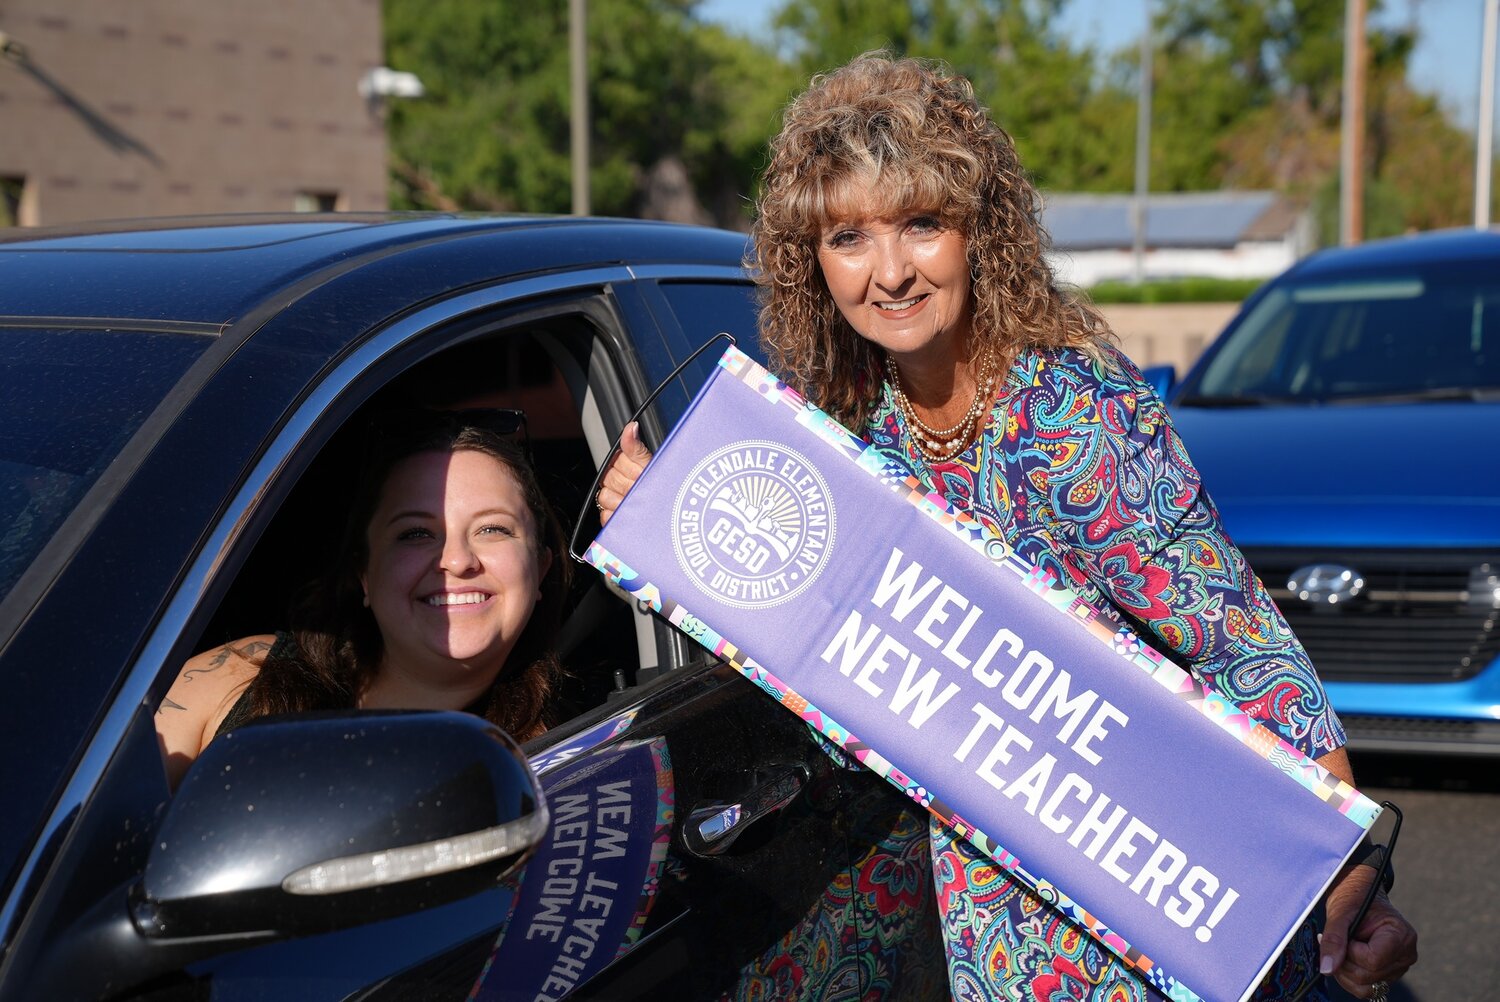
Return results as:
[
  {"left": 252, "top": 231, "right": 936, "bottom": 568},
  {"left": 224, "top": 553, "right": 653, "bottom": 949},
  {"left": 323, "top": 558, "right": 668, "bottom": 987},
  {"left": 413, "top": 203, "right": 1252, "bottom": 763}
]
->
[
  {"left": 351, "top": 277, "right": 941, "bottom": 1000},
  {"left": 1, "top": 267, "right": 940, "bottom": 1000}
]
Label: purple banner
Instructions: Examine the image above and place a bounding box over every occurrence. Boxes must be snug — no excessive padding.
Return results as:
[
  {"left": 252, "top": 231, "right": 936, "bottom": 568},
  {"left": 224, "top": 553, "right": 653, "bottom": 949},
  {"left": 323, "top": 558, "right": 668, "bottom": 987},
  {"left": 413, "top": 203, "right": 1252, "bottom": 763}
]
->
[
  {"left": 471, "top": 736, "right": 672, "bottom": 1001},
  {"left": 586, "top": 347, "right": 1380, "bottom": 1002}
]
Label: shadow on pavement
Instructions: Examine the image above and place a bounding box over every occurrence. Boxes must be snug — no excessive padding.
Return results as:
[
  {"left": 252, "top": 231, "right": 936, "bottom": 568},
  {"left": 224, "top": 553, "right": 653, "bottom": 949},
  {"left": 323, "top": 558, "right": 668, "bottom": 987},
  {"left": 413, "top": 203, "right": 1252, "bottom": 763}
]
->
[{"left": 1349, "top": 751, "right": 1500, "bottom": 795}]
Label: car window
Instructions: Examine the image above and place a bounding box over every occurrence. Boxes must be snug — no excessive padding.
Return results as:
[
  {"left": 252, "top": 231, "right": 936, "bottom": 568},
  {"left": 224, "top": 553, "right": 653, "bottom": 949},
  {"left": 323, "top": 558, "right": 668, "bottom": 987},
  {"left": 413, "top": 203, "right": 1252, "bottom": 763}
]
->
[
  {"left": 10, "top": 292, "right": 680, "bottom": 1000},
  {"left": 655, "top": 280, "right": 764, "bottom": 384},
  {"left": 0, "top": 326, "right": 210, "bottom": 601},
  {"left": 1194, "top": 270, "right": 1500, "bottom": 401},
  {"left": 656, "top": 281, "right": 760, "bottom": 348},
  {"left": 194, "top": 307, "right": 648, "bottom": 732}
]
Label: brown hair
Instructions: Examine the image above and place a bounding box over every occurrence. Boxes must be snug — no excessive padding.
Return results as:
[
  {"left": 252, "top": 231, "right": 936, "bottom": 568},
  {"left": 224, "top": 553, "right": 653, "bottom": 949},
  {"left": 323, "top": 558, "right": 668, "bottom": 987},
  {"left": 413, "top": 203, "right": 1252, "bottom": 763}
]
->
[
  {"left": 243, "top": 415, "right": 568, "bottom": 741},
  {"left": 752, "top": 51, "right": 1112, "bottom": 428}
]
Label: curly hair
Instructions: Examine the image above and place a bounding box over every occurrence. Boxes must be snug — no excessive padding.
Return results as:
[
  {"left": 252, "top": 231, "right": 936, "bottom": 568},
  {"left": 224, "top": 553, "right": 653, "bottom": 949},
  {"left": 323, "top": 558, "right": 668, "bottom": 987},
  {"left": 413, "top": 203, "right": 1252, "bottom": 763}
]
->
[
  {"left": 243, "top": 415, "right": 568, "bottom": 742},
  {"left": 753, "top": 51, "right": 1112, "bottom": 428}
]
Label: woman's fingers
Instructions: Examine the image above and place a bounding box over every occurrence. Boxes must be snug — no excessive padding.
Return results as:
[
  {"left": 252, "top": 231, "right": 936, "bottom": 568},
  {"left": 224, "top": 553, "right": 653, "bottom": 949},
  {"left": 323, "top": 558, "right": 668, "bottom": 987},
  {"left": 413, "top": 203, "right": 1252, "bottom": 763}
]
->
[
  {"left": 597, "top": 422, "right": 653, "bottom": 527},
  {"left": 1321, "top": 868, "right": 1418, "bottom": 997},
  {"left": 619, "top": 421, "right": 652, "bottom": 468}
]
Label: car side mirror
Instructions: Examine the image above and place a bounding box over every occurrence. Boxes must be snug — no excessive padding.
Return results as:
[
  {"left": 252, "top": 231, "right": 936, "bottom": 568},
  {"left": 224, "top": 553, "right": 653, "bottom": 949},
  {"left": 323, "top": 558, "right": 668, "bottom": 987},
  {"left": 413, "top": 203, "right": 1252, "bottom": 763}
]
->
[
  {"left": 26, "top": 711, "right": 546, "bottom": 1000},
  {"left": 1141, "top": 364, "right": 1177, "bottom": 400},
  {"left": 137, "top": 709, "right": 546, "bottom": 939}
]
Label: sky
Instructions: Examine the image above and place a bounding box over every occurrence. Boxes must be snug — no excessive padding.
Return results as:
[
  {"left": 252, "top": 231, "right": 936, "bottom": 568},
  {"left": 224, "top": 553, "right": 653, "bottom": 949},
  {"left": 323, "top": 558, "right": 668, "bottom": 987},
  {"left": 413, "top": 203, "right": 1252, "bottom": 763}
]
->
[{"left": 697, "top": 0, "right": 1494, "bottom": 135}]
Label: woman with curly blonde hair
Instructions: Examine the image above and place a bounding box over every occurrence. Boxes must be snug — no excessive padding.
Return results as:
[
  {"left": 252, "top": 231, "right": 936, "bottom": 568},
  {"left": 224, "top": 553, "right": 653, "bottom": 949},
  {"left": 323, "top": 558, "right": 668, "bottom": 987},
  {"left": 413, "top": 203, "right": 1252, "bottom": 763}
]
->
[
  {"left": 752, "top": 51, "right": 1110, "bottom": 435},
  {"left": 600, "top": 52, "right": 1415, "bottom": 1001}
]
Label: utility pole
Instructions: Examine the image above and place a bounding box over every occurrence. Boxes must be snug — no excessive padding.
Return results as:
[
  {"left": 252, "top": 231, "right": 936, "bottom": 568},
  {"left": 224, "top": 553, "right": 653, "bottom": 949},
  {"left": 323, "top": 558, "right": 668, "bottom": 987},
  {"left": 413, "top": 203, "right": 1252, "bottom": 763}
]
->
[
  {"left": 1131, "top": 4, "right": 1153, "bottom": 285},
  {"left": 1477, "top": 0, "right": 1498, "bottom": 229},
  {"left": 1340, "top": 0, "right": 1366, "bottom": 246},
  {"left": 569, "top": 0, "right": 590, "bottom": 216}
]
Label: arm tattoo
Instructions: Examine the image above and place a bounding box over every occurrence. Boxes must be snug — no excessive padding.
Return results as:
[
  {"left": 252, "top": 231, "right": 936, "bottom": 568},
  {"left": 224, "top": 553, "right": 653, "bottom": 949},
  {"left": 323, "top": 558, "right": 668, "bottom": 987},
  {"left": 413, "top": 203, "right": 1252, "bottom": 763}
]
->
[
  {"left": 156, "top": 696, "right": 187, "bottom": 715},
  {"left": 182, "top": 639, "right": 273, "bottom": 681}
]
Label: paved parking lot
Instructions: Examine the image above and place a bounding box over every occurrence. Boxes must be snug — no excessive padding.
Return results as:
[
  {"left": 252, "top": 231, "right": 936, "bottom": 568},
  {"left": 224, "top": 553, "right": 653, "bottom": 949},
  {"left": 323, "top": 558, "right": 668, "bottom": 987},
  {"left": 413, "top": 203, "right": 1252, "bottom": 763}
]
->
[{"left": 1332, "top": 751, "right": 1500, "bottom": 1001}]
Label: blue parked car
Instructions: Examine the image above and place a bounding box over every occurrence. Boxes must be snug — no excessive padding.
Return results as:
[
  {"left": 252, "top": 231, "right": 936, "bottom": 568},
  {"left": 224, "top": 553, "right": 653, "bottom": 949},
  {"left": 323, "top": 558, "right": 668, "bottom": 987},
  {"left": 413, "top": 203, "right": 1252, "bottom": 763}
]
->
[{"left": 1154, "top": 229, "right": 1500, "bottom": 757}]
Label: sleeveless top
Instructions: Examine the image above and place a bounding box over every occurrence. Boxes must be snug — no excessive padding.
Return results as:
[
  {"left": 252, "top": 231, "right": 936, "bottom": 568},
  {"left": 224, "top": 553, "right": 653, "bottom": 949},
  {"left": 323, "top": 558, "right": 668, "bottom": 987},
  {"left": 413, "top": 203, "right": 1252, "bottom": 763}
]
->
[
  {"left": 211, "top": 631, "right": 300, "bottom": 740},
  {"left": 210, "top": 632, "right": 497, "bottom": 740}
]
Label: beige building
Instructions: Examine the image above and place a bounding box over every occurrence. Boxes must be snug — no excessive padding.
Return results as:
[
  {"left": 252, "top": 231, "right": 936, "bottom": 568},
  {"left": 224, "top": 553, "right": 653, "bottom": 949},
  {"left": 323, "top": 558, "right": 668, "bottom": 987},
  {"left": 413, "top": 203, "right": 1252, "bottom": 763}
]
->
[
  {"left": 1099, "top": 301, "right": 1240, "bottom": 377},
  {"left": 0, "top": 0, "right": 387, "bottom": 227},
  {"left": 1036, "top": 191, "right": 1308, "bottom": 376}
]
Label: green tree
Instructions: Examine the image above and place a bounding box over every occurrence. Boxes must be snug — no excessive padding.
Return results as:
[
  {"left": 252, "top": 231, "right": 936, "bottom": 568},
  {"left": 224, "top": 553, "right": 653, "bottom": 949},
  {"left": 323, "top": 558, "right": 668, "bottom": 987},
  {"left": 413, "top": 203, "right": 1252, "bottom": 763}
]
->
[
  {"left": 772, "top": 0, "right": 922, "bottom": 67},
  {"left": 380, "top": 0, "right": 1481, "bottom": 238},
  {"left": 1154, "top": 0, "right": 1367, "bottom": 115},
  {"left": 683, "top": 24, "right": 801, "bottom": 225},
  {"left": 383, "top": 0, "right": 793, "bottom": 225},
  {"left": 1145, "top": 0, "right": 1473, "bottom": 237},
  {"left": 384, "top": 0, "right": 572, "bottom": 212},
  {"left": 766, "top": 0, "right": 1135, "bottom": 191}
]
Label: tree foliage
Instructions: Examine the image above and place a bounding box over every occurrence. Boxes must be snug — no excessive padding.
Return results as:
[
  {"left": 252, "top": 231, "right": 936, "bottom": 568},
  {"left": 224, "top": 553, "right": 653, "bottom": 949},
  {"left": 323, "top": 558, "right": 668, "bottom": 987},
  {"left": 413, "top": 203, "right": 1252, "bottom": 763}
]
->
[
  {"left": 768, "top": 0, "right": 1134, "bottom": 191},
  {"left": 382, "top": 0, "right": 1482, "bottom": 239},
  {"left": 1150, "top": 0, "right": 1474, "bottom": 240},
  {"left": 383, "top": 0, "right": 794, "bottom": 225}
]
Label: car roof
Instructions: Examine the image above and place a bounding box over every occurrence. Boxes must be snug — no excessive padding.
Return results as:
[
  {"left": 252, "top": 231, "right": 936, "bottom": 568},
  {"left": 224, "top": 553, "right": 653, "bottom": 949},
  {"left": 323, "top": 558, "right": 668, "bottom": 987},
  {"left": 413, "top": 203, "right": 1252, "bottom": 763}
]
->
[
  {"left": 1289, "top": 227, "right": 1500, "bottom": 280},
  {"left": 0, "top": 213, "right": 751, "bottom": 329}
]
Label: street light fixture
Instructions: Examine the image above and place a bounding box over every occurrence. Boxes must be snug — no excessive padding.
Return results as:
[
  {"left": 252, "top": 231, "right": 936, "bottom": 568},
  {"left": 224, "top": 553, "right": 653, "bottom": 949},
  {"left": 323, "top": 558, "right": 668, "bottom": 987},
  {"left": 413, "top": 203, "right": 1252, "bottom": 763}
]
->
[{"left": 358, "top": 67, "right": 426, "bottom": 102}]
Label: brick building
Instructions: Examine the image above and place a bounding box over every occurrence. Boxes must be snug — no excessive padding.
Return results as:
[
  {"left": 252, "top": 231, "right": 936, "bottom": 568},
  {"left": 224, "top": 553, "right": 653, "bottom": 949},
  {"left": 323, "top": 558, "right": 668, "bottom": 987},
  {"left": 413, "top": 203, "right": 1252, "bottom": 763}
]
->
[{"left": 0, "top": 0, "right": 387, "bottom": 227}]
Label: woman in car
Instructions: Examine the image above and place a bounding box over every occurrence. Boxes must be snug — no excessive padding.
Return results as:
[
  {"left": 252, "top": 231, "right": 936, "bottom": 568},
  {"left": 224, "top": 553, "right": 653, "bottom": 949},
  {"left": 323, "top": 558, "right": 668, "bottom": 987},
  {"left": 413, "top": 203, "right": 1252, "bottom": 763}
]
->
[
  {"left": 157, "top": 410, "right": 568, "bottom": 790},
  {"left": 599, "top": 52, "right": 1417, "bottom": 1001}
]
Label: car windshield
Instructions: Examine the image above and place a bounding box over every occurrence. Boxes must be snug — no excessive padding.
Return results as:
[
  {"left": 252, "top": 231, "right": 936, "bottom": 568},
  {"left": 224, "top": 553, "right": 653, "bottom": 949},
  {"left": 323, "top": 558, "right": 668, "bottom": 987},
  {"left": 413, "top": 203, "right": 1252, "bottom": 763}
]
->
[
  {"left": 0, "top": 326, "right": 210, "bottom": 602},
  {"left": 1190, "top": 267, "right": 1500, "bottom": 403}
]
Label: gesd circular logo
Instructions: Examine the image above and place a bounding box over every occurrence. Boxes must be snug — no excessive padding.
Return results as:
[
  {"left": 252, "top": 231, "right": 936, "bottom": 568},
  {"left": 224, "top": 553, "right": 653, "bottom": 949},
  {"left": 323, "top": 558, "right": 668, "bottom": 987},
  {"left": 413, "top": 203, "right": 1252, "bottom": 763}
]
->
[{"left": 672, "top": 440, "right": 836, "bottom": 609}]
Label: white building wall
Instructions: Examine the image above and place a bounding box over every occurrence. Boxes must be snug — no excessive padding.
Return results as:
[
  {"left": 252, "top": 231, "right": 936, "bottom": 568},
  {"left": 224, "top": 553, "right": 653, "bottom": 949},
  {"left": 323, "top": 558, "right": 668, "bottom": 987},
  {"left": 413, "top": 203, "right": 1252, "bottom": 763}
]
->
[{"left": 1047, "top": 238, "right": 1299, "bottom": 288}]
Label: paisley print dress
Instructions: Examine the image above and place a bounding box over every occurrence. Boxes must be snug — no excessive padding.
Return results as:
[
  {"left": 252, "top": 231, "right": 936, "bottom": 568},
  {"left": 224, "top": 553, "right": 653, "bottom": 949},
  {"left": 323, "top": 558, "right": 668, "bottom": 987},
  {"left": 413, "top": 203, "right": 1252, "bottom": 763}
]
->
[{"left": 867, "top": 344, "right": 1345, "bottom": 1002}]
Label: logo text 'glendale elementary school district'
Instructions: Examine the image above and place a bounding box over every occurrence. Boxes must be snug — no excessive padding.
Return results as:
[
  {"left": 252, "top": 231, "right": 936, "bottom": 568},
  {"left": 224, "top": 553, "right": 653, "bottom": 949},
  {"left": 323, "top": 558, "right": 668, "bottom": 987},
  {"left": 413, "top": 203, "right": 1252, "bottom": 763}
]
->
[{"left": 672, "top": 440, "right": 836, "bottom": 609}]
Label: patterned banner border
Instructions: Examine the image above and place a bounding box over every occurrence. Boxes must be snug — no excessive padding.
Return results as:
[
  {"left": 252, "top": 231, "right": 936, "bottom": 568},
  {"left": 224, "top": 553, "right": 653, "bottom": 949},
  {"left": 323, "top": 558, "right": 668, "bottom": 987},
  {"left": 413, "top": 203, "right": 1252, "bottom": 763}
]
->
[{"left": 583, "top": 345, "right": 1383, "bottom": 1002}]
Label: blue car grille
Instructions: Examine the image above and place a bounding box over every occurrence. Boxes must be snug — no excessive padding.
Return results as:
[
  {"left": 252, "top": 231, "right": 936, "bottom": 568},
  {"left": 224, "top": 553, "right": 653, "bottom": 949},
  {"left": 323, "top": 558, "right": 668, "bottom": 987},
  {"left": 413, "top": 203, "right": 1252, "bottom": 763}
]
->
[
  {"left": 1337, "top": 715, "right": 1500, "bottom": 756},
  {"left": 1242, "top": 549, "right": 1500, "bottom": 684}
]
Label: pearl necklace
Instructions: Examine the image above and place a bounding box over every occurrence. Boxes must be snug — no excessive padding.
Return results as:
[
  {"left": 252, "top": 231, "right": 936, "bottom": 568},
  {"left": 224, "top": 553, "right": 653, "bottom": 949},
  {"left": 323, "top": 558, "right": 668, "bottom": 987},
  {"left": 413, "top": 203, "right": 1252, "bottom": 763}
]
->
[{"left": 886, "top": 351, "right": 996, "bottom": 464}]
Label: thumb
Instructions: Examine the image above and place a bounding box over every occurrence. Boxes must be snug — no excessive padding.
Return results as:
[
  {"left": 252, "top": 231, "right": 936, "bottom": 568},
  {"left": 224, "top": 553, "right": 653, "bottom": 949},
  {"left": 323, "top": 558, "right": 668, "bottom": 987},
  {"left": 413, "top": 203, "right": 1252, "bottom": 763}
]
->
[
  {"left": 1318, "top": 926, "right": 1348, "bottom": 977},
  {"left": 1320, "top": 860, "right": 1377, "bottom": 977},
  {"left": 620, "top": 421, "right": 652, "bottom": 463}
]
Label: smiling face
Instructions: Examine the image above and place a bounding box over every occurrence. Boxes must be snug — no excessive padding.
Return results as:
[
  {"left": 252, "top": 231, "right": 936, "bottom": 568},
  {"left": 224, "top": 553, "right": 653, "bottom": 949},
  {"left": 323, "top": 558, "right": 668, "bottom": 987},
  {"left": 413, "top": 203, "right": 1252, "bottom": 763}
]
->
[
  {"left": 360, "top": 448, "right": 551, "bottom": 695},
  {"left": 815, "top": 181, "right": 973, "bottom": 366}
]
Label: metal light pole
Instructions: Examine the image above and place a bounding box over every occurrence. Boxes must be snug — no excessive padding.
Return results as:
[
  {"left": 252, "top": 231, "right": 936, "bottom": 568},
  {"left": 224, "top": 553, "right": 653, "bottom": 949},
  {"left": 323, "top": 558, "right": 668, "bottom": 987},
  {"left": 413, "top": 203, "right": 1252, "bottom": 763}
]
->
[
  {"left": 569, "top": 0, "right": 590, "bottom": 216},
  {"left": 1131, "top": 4, "right": 1153, "bottom": 285},
  {"left": 1340, "top": 0, "right": 1366, "bottom": 246},
  {"left": 1477, "top": 0, "right": 1498, "bottom": 229}
]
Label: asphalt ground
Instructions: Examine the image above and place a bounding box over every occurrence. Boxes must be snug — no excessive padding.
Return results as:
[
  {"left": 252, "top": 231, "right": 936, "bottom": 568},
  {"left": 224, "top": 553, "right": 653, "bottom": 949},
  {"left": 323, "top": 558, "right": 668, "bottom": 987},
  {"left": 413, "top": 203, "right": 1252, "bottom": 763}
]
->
[{"left": 1323, "top": 751, "right": 1500, "bottom": 1001}]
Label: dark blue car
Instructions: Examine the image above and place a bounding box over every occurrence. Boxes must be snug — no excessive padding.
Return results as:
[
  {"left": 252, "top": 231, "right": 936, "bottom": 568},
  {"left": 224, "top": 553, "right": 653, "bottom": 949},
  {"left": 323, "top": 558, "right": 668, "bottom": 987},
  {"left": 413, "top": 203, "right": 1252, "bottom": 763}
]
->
[
  {"left": 0, "top": 215, "right": 943, "bottom": 999},
  {"left": 1158, "top": 229, "right": 1500, "bottom": 757}
]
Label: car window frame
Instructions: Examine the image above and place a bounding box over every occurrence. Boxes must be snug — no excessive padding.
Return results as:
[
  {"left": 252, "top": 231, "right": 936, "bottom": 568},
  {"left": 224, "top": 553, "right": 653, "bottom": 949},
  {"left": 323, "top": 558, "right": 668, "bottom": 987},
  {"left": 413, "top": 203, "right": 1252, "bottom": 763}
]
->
[
  {"left": 0, "top": 267, "right": 678, "bottom": 968},
  {"left": 0, "top": 262, "right": 950, "bottom": 1001}
]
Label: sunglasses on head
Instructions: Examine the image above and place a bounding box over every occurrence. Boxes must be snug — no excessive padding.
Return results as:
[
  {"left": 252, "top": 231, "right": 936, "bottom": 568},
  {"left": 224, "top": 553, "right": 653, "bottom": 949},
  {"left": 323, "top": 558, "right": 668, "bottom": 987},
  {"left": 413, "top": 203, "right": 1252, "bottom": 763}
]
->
[{"left": 365, "top": 407, "right": 532, "bottom": 465}]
